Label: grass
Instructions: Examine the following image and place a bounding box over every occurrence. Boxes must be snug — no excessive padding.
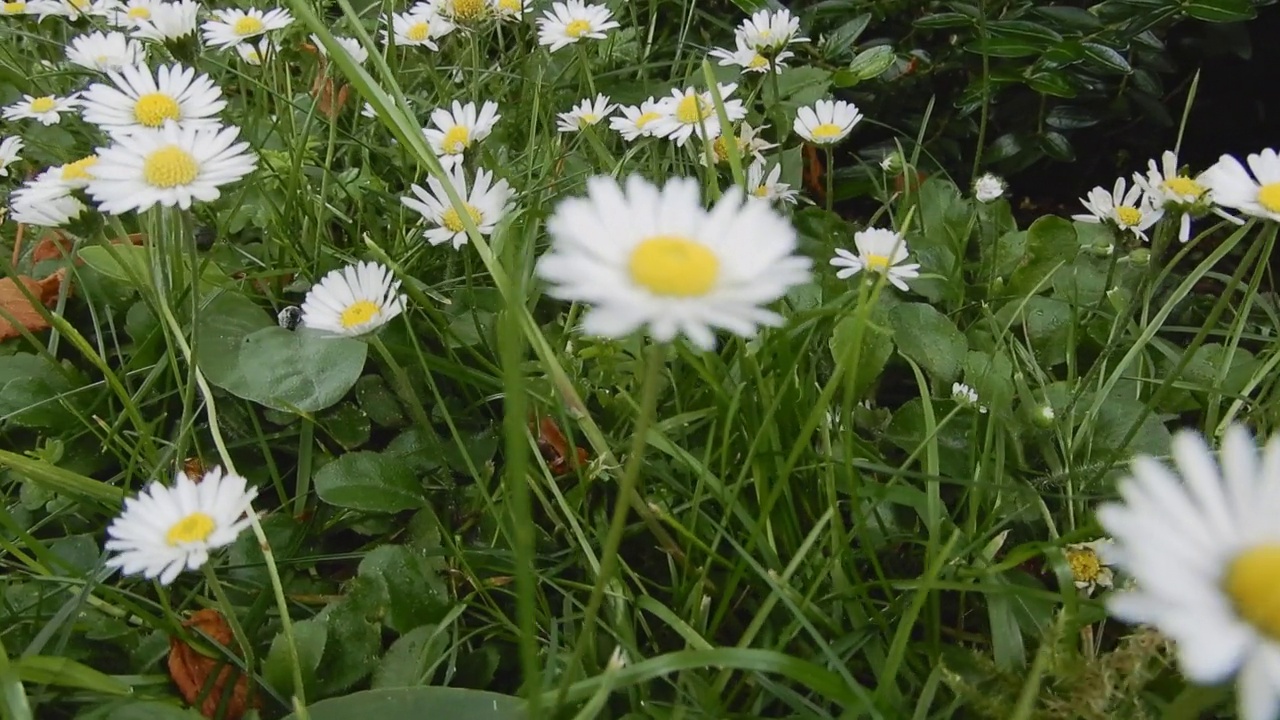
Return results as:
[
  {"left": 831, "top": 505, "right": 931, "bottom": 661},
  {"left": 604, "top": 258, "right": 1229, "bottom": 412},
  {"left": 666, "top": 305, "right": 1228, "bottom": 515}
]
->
[{"left": 1, "top": 1, "right": 1278, "bottom": 719}]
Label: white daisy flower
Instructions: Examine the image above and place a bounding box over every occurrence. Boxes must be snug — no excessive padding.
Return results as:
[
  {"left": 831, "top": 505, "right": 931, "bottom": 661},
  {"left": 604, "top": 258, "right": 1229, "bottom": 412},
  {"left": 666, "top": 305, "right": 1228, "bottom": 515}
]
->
[
  {"left": 1072, "top": 177, "right": 1164, "bottom": 243},
  {"left": 36, "top": 0, "right": 112, "bottom": 20},
  {"left": 793, "top": 99, "right": 863, "bottom": 146},
  {"left": 609, "top": 97, "right": 667, "bottom": 142},
  {"left": 234, "top": 38, "right": 274, "bottom": 65},
  {"left": 299, "top": 260, "right": 406, "bottom": 337},
  {"left": 556, "top": 93, "right": 615, "bottom": 133},
  {"left": 1200, "top": 148, "right": 1280, "bottom": 224},
  {"left": 1097, "top": 424, "right": 1280, "bottom": 720},
  {"left": 535, "top": 175, "right": 812, "bottom": 350},
  {"left": 973, "top": 173, "right": 1006, "bottom": 203},
  {"left": 951, "top": 382, "right": 987, "bottom": 413},
  {"left": 490, "top": 0, "right": 522, "bottom": 21},
  {"left": 536, "top": 0, "right": 619, "bottom": 53},
  {"left": 830, "top": 227, "right": 920, "bottom": 292},
  {"left": 1065, "top": 539, "right": 1115, "bottom": 596},
  {"left": 0, "top": 136, "right": 22, "bottom": 177},
  {"left": 310, "top": 33, "right": 369, "bottom": 65},
  {"left": 401, "top": 166, "right": 512, "bottom": 249},
  {"left": 9, "top": 174, "right": 86, "bottom": 227},
  {"left": 86, "top": 123, "right": 257, "bottom": 214},
  {"left": 66, "top": 31, "right": 146, "bottom": 72},
  {"left": 0, "top": 0, "right": 34, "bottom": 14},
  {"left": 387, "top": 9, "right": 454, "bottom": 50},
  {"left": 737, "top": 8, "right": 807, "bottom": 55},
  {"left": 104, "top": 0, "right": 158, "bottom": 28},
  {"left": 426, "top": 0, "right": 489, "bottom": 23},
  {"left": 706, "top": 120, "right": 777, "bottom": 167},
  {"left": 648, "top": 83, "right": 747, "bottom": 146},
  {"left": 80, "top": 64, "right": 226, "bottom": 136},
  {"left": 2, "top": 93, "right": 80, "bottom": 126},
  {"left": 709, "top": 34, "right": 792, "bottom": 74},
  {"left": 104, "top": 467, "right": 258, "bottom": 586},
  {"left": 40, "top": 155, "right": 100, "bottom": 190},
  {"left": 201, "top": 7, "right": 293, "bottom": 50},
  {"left": 1135, "top": 150, "right": 1243, "bottom": 243},
  {"left": 745, "top": 159, "right": 797, "bottom": 205},
  {"left": 129, "top": 0, "right": 198, "bottom": 40},
  {"left": 422, "top": 100, "right": 500, "bottom": 170}
]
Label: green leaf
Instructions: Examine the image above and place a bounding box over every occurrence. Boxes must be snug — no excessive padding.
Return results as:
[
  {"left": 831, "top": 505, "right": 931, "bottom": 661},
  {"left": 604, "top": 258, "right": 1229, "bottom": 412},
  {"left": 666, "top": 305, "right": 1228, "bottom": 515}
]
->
[
  {"left": 77, "top": 245, "right": 149, "bottom": 286},
  {"left": 355, "top": 374, "right": 408, "bottom": 428},
  {"left": 358, "top": 545, "right": 451, "bottom": 634},
  {"left": 285, "top": 687, "right": 525, "bottom": 720},
  {"left": 106, "top": 702, "right": 204, "bottom": 720},
  {"left": 830, "top": 314, "right": 895, "bottom": 398},
  {"left": 1038, "top": 131, "right": 1074, "bottom": 162},
  {"left": 1183, "top": 0, "right": 1255, "bottom": 22},
  {"left": 314, "top": 577, "right": 386, "bottom": 695},
  {"left": 889, "top": 303, "right": 968, "bottom": 383},
  {"left": 1032, "top": 6, "right": 1103, "bottom": 29},
  {"left": 1091, "top": 393, "right": 1172, "bottom": 456},
  {"left": 320, "top": 401, "right": 372, "bottom": 450},
  {"left": 913, "top": 12, "right": 973, "bottom": 29},
  {"left": 834, "top": 45, "right": 895, "bottom": 86},
  {"left": 314, "top": 450, "right": 426, "bottom": 513},
  {"left": 963, "top": 350, "right": 1014, "bottom": 411},
  {"left": 1081, "top": 42, "right": 1131, "bottom": 73},
  {"left": 372, "top": 624, "right": 450, "bottom": 689},
  {"left": 12, "top": 656, "right": 130, "bottom": 695},
  {"left": 0, "top": 354, "right": 82, "bottom": 429},
  {"left": 264, "top": 617, "right": 327, "bottom": 699}
]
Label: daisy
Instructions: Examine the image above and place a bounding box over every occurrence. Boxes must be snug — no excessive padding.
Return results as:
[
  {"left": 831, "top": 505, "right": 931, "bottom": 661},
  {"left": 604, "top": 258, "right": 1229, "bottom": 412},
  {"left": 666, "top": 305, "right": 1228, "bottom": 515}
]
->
[
  {"left": 8, "top": 175, "right": 86, "bottom": 227},
  {"left": 535, "top": 175, "right": 812, "bottom": 350},
  {"left": 973, "top": 172, "right": 1006, "bottom": 203},
  {"left": 36, "top": 0, "right": 112, "bottom": 20},
  {"left": 557, "top": 93, "right": 615, "bottom": 133},
  {"left": 66, "top": 31, "right": 146, "bottom": 72},
  {"left": 536, "top": 0, "right": 619, "bottom": 53},
  {"left": 1097, "top": 424, "right": 1280, "bottom": 720},
  {"left": 86, "top": 123, "right": 257, "bottom": 214},
  {"left": 1135, "top": 150, "right": 1243, "bottom": 242},
  {"left": 131, "top": 0, "right": 199, "bottom": 41},
  {"left": 2, "top": 94, "right": 80, "bottom": 126},
  {"left": 310, "top": 33, "right": 369, "bottom": 65},
  {"left": 745, "top": 159, "right": 797, "bottom": 205},
  {"left": 0, "top": 0, "right": 34, "bottom": 14},
  {"left": 1064, "top": 539, "right": 1115, "bottom": 596},
  {"left": 794, "top": 99, "right": 863, "bottom": 146},
  {"left": 950, "top": 382, "right": 988, "bottom": 413},
  {"left": 490, "top": 0, "right": 522, "bottom": 21},
  {"left": 830, "top": 227, "right": 920, "bottom": 292},
  {"left": 201, "top": 7, "right": 293, "bottom": 50},
  {"left": 80, "top": 64, "right": 225, "bottom": 136},
  {"left": 609, "top": 97, "right": 667, "bottom": 142},
  {"left": 1200, "top": 148, "right": 1280, "bottom": 223},
  {"left": 104, "top": 467, "right": 258, "bottom": 585},
  {"left": 427, "top": 0, "right": 489, "bottom": 23},
  {"left": 387, "top": 9, "right": 454, "bottom": 50},
  {"left": 401, "top": 166, "right": 512, "bottom": 248},
  {"left": 40, "top": 155, "right": 100, "bottom": 189},
  {"left": 105, "top": 0, "right": 158, "bottom": 28},
  {"left": 737, "top": 8, "right": 807, "bottom": 55},
  {"left": 299, "top": 261, "right": 406, "bottom": 337},
  {"left": 709, "top": 34, "right": 792, "bottom": 74},
  {"left": 234, "top": 38, "right": 273, "bottom": 65},
  {"left": 648, "top": 83, "right": 747, "bottom": 146},
  {"left": 422, "top": 100, "right": 500, "bottom": 170},
  {"left": 1072, "top": 177, "right": 1164, "bottom": 243},
  {"left": 0, "top": 136, "right": 22, "bottom": 177},
  {"left": 707, "top": 120, "right": 777, "bottom": 167}
]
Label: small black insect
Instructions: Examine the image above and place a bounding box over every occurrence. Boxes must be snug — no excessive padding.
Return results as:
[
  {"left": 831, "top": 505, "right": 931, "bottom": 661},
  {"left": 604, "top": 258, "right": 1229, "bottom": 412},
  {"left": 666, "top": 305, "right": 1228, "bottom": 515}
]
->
[
  {"left": 194, "top": 226, "right": 217, "bottom": 250},
  {"left": 277, "top": 306, "right": 303, "bottom": 330}
]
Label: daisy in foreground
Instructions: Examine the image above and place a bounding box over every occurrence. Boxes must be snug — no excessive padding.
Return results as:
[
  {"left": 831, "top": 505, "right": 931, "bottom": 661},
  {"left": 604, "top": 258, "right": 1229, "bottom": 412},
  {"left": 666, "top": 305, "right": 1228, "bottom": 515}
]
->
[
  {"left": 535, "top": 175, "right": 812, "bottom": 350},
  {"left": 1200, "top": 147, "right": 1280, "bottom": 223},
  {"left": 557, "top": 93, "right": 615, "bottom": 133},
  {"left": 401, "top": 166, "right": 512, "bottom": 248},
  {"left": 80, "top": 63, "right": 226, "bottom": 136},
  {"left": 830, "top": 228, "right": 920, "bottom": 292},
  {"left": 201, "top": 7, "right": 292, "bottom": 49},
  {"left": 104, "top": 467, "right": 258, "bottom": 585},
  {"left": 1098, "top": 424, "right": 1280, "bottom": 720},
  {"left": 3, "top": 94, "right": 80, "bottom": 126},
  {"left": 794, "top": 99, "right": 863, "bottom": 146},
  {"left": 1072, "top": 177, "right": 1163, "bottom": 243},
  {"left": 300, "top": 261, "right": 406, "bottom": 337},
  {"left": 423, "top": 100, "right": 500, "bottom": 169},
  {"left": 86, "top": 123, "right": 256, "bottom": 213},
  {"left": 536, "top": 0, "right": 619, "bottom": 53}
]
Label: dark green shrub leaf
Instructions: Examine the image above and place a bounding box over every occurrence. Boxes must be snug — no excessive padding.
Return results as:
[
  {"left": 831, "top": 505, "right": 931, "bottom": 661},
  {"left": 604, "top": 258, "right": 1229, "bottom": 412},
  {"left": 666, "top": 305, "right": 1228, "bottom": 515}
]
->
[
  {"left": 1081, "top": 42, "right": 1132, "bottom": 73},
  {"left": 1183, "top": 0, "right": 1255, "bottom": 22}
]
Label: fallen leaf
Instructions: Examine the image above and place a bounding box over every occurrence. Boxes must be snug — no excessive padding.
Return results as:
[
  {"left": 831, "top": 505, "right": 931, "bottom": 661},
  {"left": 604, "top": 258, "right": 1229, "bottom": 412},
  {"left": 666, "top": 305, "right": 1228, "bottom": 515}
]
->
[
  {"left": 167, "top": 609, "right": 257, "bottom": 720},
  {"left": 532, "top": 413, "right": 589, "bottom": 476},
  {"left": 312, "top": 75, "right": 349, "bottom": 119},
  {"left": 0, "top": 269, "right": 67, "bottom": 342}
]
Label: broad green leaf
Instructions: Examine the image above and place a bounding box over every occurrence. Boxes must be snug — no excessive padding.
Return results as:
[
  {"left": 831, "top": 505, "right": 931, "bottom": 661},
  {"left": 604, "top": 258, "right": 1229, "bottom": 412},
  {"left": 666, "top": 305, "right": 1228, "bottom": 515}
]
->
[
  {"left": 372, "top": 624, "right": 450, "bottom": 689},
  {"left": 963, "top": 350, "right": 1014, "bottom": 411},
  {"left": 1183, "top": 0, "right": 1255, "bottom": 22},
  {"left": 314, "top": 577, "right": 386, "bottom": 695},
  {"left": 358, "top": 545, "right": 451, "bottom": 633},
  {"left": 313, "top": 450, "right": 426, "bottom": 513},
  {"left": 1081, "top": 42, "right": 1132, "bottom": 73},
  {"left": 830, "top": 314, "right": 895, "bottom": 399},
  {"left": 890, "top": 303, "right": 968, "bottom": 383},
  {"left": 837, "top": 45, "right": 895, "bottom": 85},
  {"left": 0, "top": 354, "right": 82, "bottom": 429},
  {"left": 1091, "top": 393, "right": 1172, "bottom": 456},
  {"left": 264, "top": 617, "right": 327, "bottom": 699},
  {"left": 285, "top": 687, "right": 525, "bottom": 720},
  {"left": 106, "top": 702, "right": 204, "bottom": 719},
  {"left": 914, "top": 12, "right": 972, "bottom": 29}
]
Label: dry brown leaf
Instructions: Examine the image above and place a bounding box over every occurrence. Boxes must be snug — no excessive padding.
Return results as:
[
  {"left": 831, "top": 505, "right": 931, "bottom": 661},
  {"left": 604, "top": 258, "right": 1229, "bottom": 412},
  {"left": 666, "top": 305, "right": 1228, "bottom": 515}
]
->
[
  {"left": 32, "top": 232, "right": 146, "bottom": 266},
  {"left": 0, "top": 269, "right": 67, "bottom": 341},
  {"left": 167, "top": 609, "right": 258, "bottom": 720}
]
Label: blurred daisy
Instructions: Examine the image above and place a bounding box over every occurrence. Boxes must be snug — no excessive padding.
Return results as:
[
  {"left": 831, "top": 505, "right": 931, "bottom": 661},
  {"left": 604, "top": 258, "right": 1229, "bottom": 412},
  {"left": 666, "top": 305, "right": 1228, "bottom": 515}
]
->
[
  {"left": 105, "top": 0, "right": 158, "bottom": 28},
  {"left": 794, "top": 99, "right": 863, "bottom": 146},
  {"left": 310, "top": 33, "right": 369, "bottom": 65},
  {"left": 41, "top": 155, "right": 100, "bottom": 189},
  {"left": 536, "top": 0, "right": 619, "bottom": 53},
  {"left": 830, "top": 227, "right": 920, "bottom": 292},
  {"left": 104, "top": 467, "right": 258, "bottom": 585},
  {"left": 710, "top": 35, "right": 792, "bottom": 74},
  {"left": 80, "top": 64, "right": 225, "bottom": 136},
  {"left": 401, "top": 166, "right": 512, "bottom": 248},
  {"left": 0, "top": 1, "right": 34, "bottom": 14},
  {"left": 707, "top": 120, "right": 777, "bottom": 167},
  {"left": 2, "top": 94, "right": 80, "bottom": 126},
  {"left": 0, "top": 136, "right": 22, "bottom": 177},
  {"left": 66, "top": 31, "right": 145, "bottom": 72},
  {"left": 202, "top": 7, "right": 292, "bottom": 49},
  {"left": 235, "top": 38, "right": 273, "bottom": 65},
  {"left": 1073, "top": 177, "right": 1163, "bottom": 243},
  {"left": 36, "top": 0, "right": 112, "bottom": 20},
  {"left": 428, "top": 0, "right": 489, "bottom": 23},
  {"left": 9, "top": 175, "right": 86, "bottom": 227},
  {"left": 131, "top": 0, "right": 199, "bottom": 41},
  {"left": 648, "top": 83, "right": 746, "bottom": 146},
  {"left": 1064, "top": 539, "right": 1115, "bottom": 595},
  {"left": 300, "top": 261, "right": 405, "bottom": 337},
  {"left": 1098, "top": 424, "right": 1280, "bottom": 720},
  {"left": 423, "top": 100, "right": 500, "bottom": 170},
  {"left": 86, "top": 123, "right": 256, "bottom": 213},
  {"left": 737, "top": 8, "right": 807, "bottom": 55},
  {"left": 1136, "top": 150, "right": 1242, "bottom": 242},
  {"left": 609, "top": 97, "right": 666, "bottom": 142},
  {"left": 745, "top": 160, "right": 797, "bottom": 205},
  {"left": 536, "top": 175, "right": 812, "bottom": 350},
  {"left": 1200, "top": 148, "right": 1280, "bottom": 224},
  {"left": 951, "top": 382, "right": 987, "bottom": 413},
  {"left": 973, "top": 173, "right": 1006, "bottom": 203},
  {"left": 490, "top": 0, "right": 522, "bottom": 21},
  {"left": 557, "top": 93, "right": 615, "bottom": 133},
  {"left": 388, "top": 9, "right": 453, "bottom": 50}
]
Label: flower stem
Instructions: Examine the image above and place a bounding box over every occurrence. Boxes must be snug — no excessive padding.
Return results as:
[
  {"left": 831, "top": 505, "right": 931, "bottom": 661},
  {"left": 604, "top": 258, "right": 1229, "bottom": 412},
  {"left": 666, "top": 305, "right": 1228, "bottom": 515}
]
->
[{"left": 370, "top": 334, "right": 439, "bottom": 445}]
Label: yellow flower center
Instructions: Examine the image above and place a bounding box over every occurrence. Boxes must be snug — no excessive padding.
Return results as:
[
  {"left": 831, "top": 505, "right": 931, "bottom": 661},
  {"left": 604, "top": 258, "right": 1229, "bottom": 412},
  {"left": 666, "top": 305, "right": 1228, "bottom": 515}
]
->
[
  {"left": 405, "top": 20, "right": 430, "bottom": 41},
  {"left": 127, "top": 5, "right": 150, "bottom": 18},
  {"left": 232, "top": 15, "right": 264, "bottom": 36},
  {"left": 143, "top": 145, "right": 199, "bottom": 188},
  {"left": 61, "top": 155, "right": 98, "bottom": 182},
  {"left": 133, "top": 92, "right": 181, "bottom": 127},
  {"left": 578, "top": 112, "right": 598, "bottom": 127},
  {"left": 1067, "top": 547, "right": 1102, "bottom": 584},
  {"left": 1115, "top": 206, "right": 1142, "bottom": 227},
  {"left": 3, "top": 1, "right": 27, "bottom": 13},
  {"left": 864, "top": 254, "right": 891, "bottom": 273},
  {"left": 564, "top": 18, "right": 591, "bottom": 38},
  {"left": 69, "top": 0, "right": 88, "bottom": 9},
  {"left": 442, "top": 125, "right": 470, "bottom": 154},
  {"left": 340, "top": 300, "right": 379, "bottom": 329},
  {"left": 748, "top": 54, "right": 768, "bottom": 69},
  {"left": 450, "top": 0, "right": 483, "bottom": 19},
  {"left": 634, "top": 111, "right": 660, "bottom": 130},
  {"left": 1165, "top": 175, "right": 1204, "bottom": 199},
  {"left": 628, "top": 235, "right": 719, "bottom": 297},
  {"left": 675, "top": 94, "right": 711, "bottom": 125},
  {"left": 752, "top": 185, "right": 770, "bottom": 198},
  {"left": 498, "top": 0, "right": 519, "bottom": 11},
  {"left": 1225, "top": 544, "right": 1280, "bottom": 640},
  {"left": 1257, "top": 183, "right": 1280, "bottom": 213},
  {"left": 441, "top": 203, "right": 482, "bottom": 232},
  {"left": 811, "top": 122, "right": 843, "bottom": 141},
  {"left": 166, "top": 511, "right": 216, "bottom": 546},
  {"left": 29, "top": 96, "right": 56, "bottom": 113}
]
